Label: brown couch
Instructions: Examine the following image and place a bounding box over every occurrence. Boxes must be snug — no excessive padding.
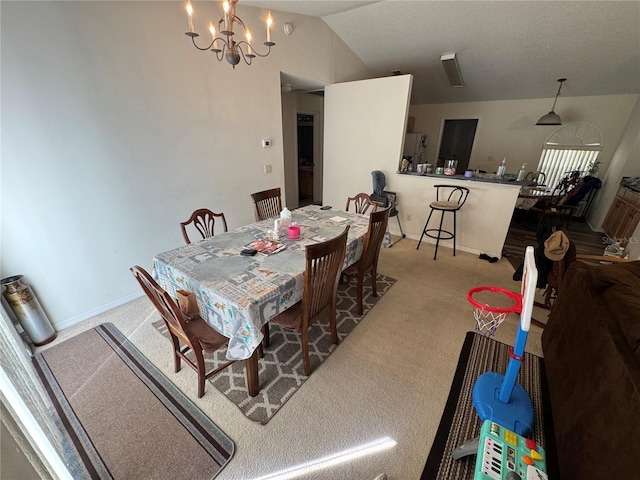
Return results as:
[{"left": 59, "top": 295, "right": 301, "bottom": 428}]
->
[{"left": 542, "top": 260, "right": 640, "bottom": 479}]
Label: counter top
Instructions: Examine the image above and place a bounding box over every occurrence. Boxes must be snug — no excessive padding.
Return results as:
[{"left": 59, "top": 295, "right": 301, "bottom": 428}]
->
[{"left": 396, "top": 171, "right": 532, "bottom": 187}]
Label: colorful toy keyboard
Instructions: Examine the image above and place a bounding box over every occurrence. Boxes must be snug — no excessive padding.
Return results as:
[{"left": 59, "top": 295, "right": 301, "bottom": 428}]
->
[{"left": 474, "top": 420, "right": 548, "bottom": 480}]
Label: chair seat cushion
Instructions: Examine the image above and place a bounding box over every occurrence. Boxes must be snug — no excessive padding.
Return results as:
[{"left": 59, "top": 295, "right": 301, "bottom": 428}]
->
[
  {"left": 431, "top": 200, "right": 460, "bottom": 210},
  {"left": 271, "top": 301, "right": 302, "bottom": 330},
  {"left": 187, "top": 316, "right": 228, "bottom": 353}
]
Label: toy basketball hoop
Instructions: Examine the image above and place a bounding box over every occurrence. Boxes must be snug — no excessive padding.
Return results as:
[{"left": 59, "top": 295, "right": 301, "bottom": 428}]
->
[{"left": 467, "top": 286, "right": 522, "bottom": 337}]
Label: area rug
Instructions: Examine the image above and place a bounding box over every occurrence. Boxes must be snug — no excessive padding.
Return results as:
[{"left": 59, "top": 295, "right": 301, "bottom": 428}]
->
[
  {"left": 152, "top": 274, "right": 396, "bottom": 424},
  {"left": 33, "top": 323, "right": 234, "bottom": 480},
  {"left": 420, "top": 331, "right": 559, "bottom": 479}
]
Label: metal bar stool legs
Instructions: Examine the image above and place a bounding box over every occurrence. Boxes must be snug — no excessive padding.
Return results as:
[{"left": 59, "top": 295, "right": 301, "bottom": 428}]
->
[
  {"left": 416, "top": 185, "right": 469, "bottom": 260},
  {"left": 452, "top": 208, "right": 457, "bottom": 256},
  {"left": 417, "top": 208, "right": 435, "bottom": 250},
  {"left": 417, "top": 208, "right": 457, "bottom": 260}
]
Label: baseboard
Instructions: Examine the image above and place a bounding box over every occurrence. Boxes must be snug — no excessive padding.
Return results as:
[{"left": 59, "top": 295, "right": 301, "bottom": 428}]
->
[
  {"left": 53, "top": 291, "right": 144, "bottom": 331},
  {"left": 388, "top": 231, "right": 501, "bottom": 259}
]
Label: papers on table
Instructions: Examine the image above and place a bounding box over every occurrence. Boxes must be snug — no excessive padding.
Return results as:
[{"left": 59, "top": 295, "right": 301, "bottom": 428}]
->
[
  {"left": 245, "top": 238, "right": 286, "bottom": 256},
  {"left": 330, "top": 216, "right": 347, "bottom": 223}
]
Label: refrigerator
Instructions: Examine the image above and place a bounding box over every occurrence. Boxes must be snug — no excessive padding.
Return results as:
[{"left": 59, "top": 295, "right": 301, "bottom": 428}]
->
[{"left": 402, "top": 133, "right": 427, "bottom": 164}]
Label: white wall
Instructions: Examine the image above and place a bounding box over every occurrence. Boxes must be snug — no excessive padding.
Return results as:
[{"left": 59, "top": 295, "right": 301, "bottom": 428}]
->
[
  {"left": 395, "top": 176, "right": 522, "bottom": 258},
  {"left": 590, "top": 97, "right": 640, "bottom": 231},
  {"left": 323, "top": 75, "right": 413, "bottom": 209},
  {"left": 0, "top": 1, "right": 371, "bottom": 328},
  {"left": 596, "top": 96, "right": 640, "bottom": 260},
  {"left": 409, "top": 95, "right": 637, "bottom": 182}
]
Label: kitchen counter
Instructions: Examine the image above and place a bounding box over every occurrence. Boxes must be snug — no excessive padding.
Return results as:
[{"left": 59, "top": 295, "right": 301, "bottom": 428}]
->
[
  {"left": 389, "top": 173, "right": 525, "bottom": 258},
  {"left": 396, "top": 171, "right": 533, "bottom": 187}
]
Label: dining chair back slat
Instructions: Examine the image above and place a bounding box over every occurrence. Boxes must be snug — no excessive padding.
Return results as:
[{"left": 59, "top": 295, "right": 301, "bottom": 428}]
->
[
  {"left": 251, "top": 188, "right": 282, "bottom": 221},
  {"left": 346, "top": 193, "right": 378, "bottom": 215},
  {"left": 268, "top": 225, "right": 349, "bottom": 375},
  {"left": 180, "top": 209, "right": 228, "bottom": 244}
]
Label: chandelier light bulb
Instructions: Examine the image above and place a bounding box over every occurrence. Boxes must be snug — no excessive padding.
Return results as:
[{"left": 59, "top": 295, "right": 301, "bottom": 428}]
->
[
  {"left": 186, "top": 1, "right": 194, "bottom": 33},
  {"left": 267, "top": 12, "right": 273, "bottom": 43}
]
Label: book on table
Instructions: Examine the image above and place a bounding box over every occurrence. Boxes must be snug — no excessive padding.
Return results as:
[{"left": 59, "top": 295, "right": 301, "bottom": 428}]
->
[{"left": 245, "top": 238, "right": 286, "bottom": 256}]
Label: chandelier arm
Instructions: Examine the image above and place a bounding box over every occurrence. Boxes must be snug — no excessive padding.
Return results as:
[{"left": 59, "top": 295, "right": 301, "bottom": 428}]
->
[
  {"left": 236, "top": 40, "right": 274, "bottom": 59},
  {"left": 212, "top": 43, "right": 226, "bottom": 62},
  {"left": 233, "top": 16, "right": 247, "bottom": 32},
  {"left": 240, "top": 50, "right": 252, "bottom": 66},
  {"left": 189, "top": 35, "right": 216, "bottom": 51}
]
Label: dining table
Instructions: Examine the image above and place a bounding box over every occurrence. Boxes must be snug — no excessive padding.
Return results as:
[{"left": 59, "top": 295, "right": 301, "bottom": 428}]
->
[
  {"left": 515, "top": 187, "right": 560, "bottom": 210},
  {"left": 152, "top": 204, "right": 371, "bottom": 396}
]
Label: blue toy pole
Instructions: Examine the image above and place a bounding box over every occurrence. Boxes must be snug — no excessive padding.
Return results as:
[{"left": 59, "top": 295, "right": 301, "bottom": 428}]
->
[
  {"left": 468, "top": 247, "right": 538, "bottom": 436},
  {"left": 498, "top": 320, "right": 528, "bottom": 403}
]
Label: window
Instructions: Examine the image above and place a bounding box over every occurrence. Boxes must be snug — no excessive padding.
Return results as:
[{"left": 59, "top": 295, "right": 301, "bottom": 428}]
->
[{"left": 536, "top": 122, "right": 603, "bottom": 191}]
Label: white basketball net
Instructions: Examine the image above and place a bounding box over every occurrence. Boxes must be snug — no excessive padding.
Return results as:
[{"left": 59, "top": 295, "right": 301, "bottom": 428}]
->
[{"left": 473, "top": 306, "right": 508, "bottom": 338}]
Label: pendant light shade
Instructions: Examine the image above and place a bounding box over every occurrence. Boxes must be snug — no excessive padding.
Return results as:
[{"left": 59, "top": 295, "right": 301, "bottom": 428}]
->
[
  {"left": 536, "top": 78, "right": 566, "bottom": 126},
  {"left": 536, "top": 111, "right": 562, "bottom": 126}
]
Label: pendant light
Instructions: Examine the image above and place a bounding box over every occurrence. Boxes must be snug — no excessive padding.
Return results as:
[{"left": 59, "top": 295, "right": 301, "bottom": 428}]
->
[{"left": 536, "top": 78, "right": 567, "bottom": 126}]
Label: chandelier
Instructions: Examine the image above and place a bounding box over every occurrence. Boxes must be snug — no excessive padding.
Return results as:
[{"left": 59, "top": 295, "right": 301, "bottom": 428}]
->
[{"left": 185, "top": 0, "right": 275, "bottom": 68}]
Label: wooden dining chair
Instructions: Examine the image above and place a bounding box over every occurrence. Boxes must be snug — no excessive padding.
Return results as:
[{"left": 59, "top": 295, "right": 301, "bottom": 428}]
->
[
  {"left": 263, "top": 225, "right": 349, "bottom": 375},
  {"left": 180, "top": 208, "right": 228, "bottom": 244},
  {"left": 345, "top": 193, "right": 378, "bottom": 215},
  {"left": 130, "top": 265, "right": 234, "bottom": 398},
  {"left": 530, "top": 185, "right": 578, "bottom": 231},
  {"left": 251, "top": 187, "right": 282, "bottom": 221},
  {"left": 342, "top": 207, "right": 390, "bottom": 315}
]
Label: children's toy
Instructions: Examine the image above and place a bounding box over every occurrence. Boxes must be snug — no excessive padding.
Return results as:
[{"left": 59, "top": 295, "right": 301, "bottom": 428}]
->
[
  {"left": 472, "top": 246, "right": 538, "bottom": 437},
  {"left": 468, "top": 286, "right": 522, "bottom": 338},
  {"left": 453, "top": 246, "right": 539, "bottom": 463},
  {"left": 474, "top": 420, "right": 547, "bottom": 480},
  {"left": 370, "top": 170, "right": 406, "bottom": 247}
]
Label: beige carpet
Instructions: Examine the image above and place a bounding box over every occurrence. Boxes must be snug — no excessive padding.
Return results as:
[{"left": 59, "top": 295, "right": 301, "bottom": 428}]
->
[
  {"left": 151, "top": 275, "right": 396, "bottom": 424},
  {"left": 43, "top": 237, "right": 546, "bottom": 479},
  {"left": 34, "top": 324, "right": 234, "bottom": 479}
]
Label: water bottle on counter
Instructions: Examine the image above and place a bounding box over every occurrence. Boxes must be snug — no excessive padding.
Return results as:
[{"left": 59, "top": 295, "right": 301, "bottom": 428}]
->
[
  {"left": 497, "top": 158, "right": 507, "bottom": 178},
  {"left": 517, "top": 163, "right": 527, "bottom": 182}
]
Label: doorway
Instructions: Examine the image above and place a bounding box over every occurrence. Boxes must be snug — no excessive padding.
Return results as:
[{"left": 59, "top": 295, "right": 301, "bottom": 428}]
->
[
  {"left": 437, "top": 119, "right": 478, "bottom": 173},
  {"left": 297, "top": 114, "right": 314, "bottom": 206}
]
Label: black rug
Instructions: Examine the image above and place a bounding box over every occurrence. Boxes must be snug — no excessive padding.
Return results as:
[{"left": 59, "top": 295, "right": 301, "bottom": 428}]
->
[{"left": 421, "top": 331, "right": 558, "bottom": 479}]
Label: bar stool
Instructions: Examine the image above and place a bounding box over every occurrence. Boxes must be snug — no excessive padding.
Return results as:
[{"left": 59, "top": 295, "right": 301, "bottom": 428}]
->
[{"left": 417, "top": 185, "right": 470, "bottom": 260}]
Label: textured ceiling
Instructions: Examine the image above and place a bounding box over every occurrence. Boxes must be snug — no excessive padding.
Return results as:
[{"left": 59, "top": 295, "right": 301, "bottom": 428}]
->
[{"left": 243, "top": 0, "right": 640, "bottom": 104}]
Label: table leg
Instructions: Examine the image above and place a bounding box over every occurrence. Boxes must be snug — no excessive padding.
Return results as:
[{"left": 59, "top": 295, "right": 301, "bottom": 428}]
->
[{"left": 244, "top": 349, "right": 260, "bottom": 397}]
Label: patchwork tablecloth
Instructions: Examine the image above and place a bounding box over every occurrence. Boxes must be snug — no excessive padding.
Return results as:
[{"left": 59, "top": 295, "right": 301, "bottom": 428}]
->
[{"left": 153, "top": 205, "right": 370, "bottom": 360}]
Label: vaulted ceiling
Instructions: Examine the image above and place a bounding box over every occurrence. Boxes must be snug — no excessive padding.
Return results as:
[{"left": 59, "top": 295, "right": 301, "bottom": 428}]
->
[{"left": 243, "top": 1, "right": 640, "bottom": 104}]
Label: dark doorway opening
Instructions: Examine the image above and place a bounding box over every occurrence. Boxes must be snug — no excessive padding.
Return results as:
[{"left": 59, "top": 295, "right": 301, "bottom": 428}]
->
[
  {"left": 437, "top": 119, "right": 478, "bottom": 173},
  {"left": 297, "top": 114, "right": 314, "bottom": 206}
]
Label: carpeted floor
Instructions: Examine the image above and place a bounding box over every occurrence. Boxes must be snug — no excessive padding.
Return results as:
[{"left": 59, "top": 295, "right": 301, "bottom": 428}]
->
[
  {"left": 43, "top": 238, "right": 548, "bottom": 479},
  {"left": 151, "top": 275, "right": 396, "bottom": 424},
  {"left": 33, "top": 323, "right": 234, "bottom": 480}
]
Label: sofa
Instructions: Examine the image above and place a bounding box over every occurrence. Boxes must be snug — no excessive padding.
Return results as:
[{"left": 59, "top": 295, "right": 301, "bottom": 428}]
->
[{"left": 542, "top": 260, "right": 640, "bottom": 478}]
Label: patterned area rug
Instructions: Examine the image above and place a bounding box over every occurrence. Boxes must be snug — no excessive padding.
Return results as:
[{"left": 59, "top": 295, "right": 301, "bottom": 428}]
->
[
  {"left": 33, "top": 323, "right": 234, "bottom": 480},
  {"left": 152, "top": 274, "right": 396, "bottom": 424},
  {"left": 420, "top": 331, "right": 558, "bottom": 479}
]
